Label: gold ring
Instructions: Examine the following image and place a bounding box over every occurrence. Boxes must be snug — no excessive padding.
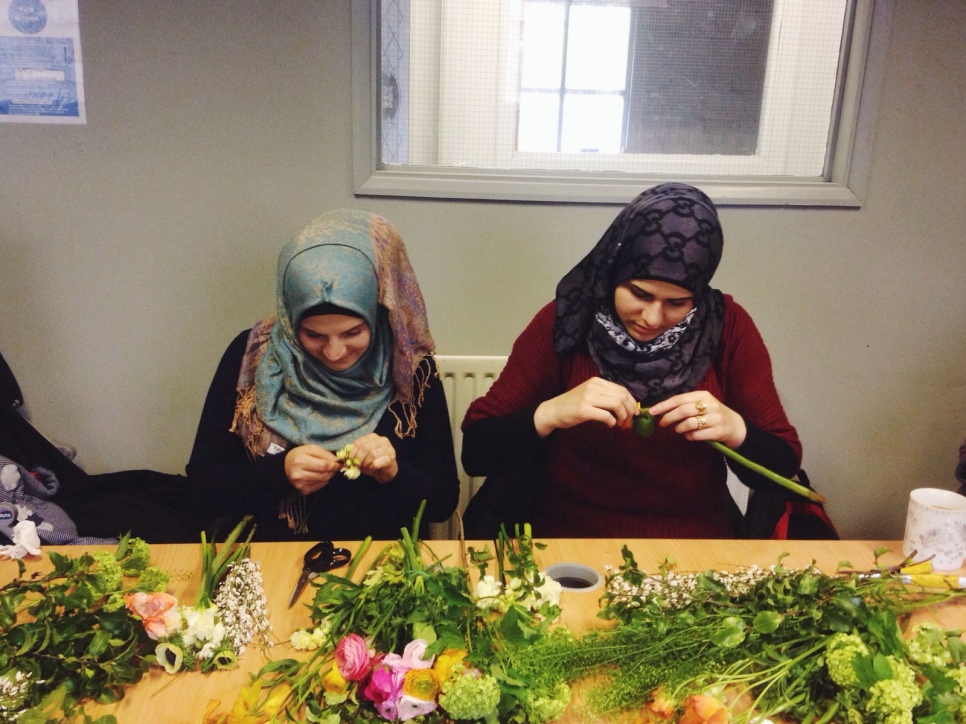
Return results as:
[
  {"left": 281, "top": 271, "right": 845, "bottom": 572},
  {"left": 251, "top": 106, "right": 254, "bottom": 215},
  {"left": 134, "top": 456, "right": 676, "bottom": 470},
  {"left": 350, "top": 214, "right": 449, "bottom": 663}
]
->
[
  {"left": 695, "top": 400, "right": 706, "bottom": 414},
  {"left": 695, "top": 415, "right": 707, "bottom": 430}
]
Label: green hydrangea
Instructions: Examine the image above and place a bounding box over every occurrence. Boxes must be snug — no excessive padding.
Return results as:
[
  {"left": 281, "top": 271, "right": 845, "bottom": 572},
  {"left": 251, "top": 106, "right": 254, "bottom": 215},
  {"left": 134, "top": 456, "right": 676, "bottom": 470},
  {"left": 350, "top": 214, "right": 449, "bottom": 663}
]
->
[
  {"left": 90, "top": 550, "right": 123, "bottom": 593},
  {"left": 947, "top": 665, "right": 966, "bottom": 696},
  {"left": 136, "top": 565, "right": 169, "bottom": 593},
  {"left": 866, "top": 657, "right": 922, "bottom": 724},
  {"left": 906, "top": 623, "right": 950, "bottom": 668},
  {"left": 826, "top": 633, "right": 869, "bottom": 688},
  {"left": 121, "top": 537, "right": 151, "bottom": 575},
  {"left": 527, "top": 682, "right": 571, "bottom": 723},
  {"left": 438, "top": 670, "right": 501, "bottom": 720},
  {"left": 102, "top": 592, "right": 126, "bottom": 612}
]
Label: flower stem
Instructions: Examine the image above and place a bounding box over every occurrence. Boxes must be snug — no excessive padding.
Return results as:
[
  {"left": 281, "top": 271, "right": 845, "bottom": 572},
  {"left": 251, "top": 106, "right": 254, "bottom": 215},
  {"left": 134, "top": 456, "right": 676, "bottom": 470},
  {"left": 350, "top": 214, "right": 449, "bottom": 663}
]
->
[{"left": 708, "top": 441, "right": 825, "bottom": 503}]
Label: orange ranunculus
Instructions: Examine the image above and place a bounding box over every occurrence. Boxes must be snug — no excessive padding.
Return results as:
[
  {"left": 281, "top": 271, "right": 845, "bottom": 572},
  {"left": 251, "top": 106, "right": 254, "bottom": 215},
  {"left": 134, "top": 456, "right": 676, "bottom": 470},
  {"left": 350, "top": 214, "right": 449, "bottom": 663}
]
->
[
  {"left": 432, "top": 649, "right": 468, "bottom": 683},
  {"left": 645, "top": 688, "right": 676, "bottom": 720},
  {"left": 402, "top": 668, "right": 440, "bottom": 701},
  {"left": 323, "top": 665, "right": 349, "bottom": 695},
  {"left": 123, "top": 591, "right": 180, "bottom": 640},
  {"left": 679, "top": 694, "right": 731, "bottom": 724}
]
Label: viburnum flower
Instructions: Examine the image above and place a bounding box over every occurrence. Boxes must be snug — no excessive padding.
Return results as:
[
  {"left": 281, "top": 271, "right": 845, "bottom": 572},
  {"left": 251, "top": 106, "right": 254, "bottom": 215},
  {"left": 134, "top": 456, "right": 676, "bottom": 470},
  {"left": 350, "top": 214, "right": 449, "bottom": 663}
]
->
[{"left": 438, "top": 669, "right": 501, "bottom": 721}]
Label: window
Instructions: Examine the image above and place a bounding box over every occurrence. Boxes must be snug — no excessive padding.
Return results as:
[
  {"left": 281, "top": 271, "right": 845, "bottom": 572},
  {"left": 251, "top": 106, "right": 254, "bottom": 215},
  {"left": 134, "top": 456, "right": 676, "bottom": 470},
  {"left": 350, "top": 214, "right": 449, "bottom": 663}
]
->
[{"left": 353, "top": 0, "right": 889, "bottom": 205}]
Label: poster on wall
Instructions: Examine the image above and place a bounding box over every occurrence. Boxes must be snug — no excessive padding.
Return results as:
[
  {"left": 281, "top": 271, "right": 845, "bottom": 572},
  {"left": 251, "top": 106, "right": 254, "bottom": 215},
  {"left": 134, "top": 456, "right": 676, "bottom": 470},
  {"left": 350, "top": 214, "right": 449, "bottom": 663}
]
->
[{"left": 0, "top": 0, "right": 85, "bottom": 123}]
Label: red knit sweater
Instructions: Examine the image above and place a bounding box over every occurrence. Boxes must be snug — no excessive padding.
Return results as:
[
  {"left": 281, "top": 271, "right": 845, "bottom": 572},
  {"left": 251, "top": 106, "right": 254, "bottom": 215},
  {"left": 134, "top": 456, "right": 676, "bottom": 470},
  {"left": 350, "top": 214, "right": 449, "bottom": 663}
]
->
[{"left": 463, "top": 297, "right": 802, "bottom": 538}]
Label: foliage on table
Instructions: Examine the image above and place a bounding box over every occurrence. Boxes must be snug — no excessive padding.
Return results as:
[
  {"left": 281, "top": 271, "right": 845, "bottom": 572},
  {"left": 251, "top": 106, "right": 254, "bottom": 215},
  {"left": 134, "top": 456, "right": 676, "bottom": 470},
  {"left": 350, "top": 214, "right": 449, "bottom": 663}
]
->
[
  {"left": 512, "top": 547, "right": 966, "bottom": 724},
  {"left": 0, "top": 519, "right": 271, "bottom": 724},
  {"left": 204, "top": 505, "right": 569, "bottom": 724},
  {"left": 0, "top": 533, "right": 168, "bottom": 723},
  {"left": 127, "top": 517, "right": 272, "bottom": 676}
]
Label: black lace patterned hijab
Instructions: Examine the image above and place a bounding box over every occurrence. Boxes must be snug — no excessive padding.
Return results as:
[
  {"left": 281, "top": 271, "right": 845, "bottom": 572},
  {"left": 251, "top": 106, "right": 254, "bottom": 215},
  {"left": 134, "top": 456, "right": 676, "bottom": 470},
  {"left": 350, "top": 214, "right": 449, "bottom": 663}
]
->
[{"left": 553, "top": 182, "right": 725, "bottom": 405}]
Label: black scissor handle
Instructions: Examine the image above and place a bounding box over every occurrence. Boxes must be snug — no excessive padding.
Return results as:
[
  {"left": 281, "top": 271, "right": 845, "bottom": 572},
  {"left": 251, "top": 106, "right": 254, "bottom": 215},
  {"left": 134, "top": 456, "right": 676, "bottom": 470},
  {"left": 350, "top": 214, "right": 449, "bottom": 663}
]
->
[{"left": 304, "top": 541, "right": 351, "bottom": 573}]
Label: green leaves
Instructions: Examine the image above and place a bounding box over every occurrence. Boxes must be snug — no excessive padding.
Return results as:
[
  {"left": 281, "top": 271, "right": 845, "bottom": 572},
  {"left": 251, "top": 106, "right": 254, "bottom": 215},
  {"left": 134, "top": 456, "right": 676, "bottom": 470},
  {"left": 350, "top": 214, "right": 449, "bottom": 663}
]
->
[{"left": 0, "top": 538, "right": 162, "bottom": 721}]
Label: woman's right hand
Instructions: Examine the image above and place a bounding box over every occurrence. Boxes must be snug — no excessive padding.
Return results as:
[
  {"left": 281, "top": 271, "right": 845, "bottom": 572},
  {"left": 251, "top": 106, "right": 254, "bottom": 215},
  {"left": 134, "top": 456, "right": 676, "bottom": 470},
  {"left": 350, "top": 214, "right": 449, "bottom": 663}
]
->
[
  {"left": 533, "top": 377, "right": 639, "bottom": 438},
  {"left": 284, "top": 444, "right": 341, "bottom": 495}
]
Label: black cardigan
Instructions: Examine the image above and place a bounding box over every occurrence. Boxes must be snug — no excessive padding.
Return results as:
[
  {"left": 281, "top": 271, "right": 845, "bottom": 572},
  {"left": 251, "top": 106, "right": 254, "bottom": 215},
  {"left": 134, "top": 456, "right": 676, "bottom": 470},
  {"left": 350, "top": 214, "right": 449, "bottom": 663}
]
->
[{"left": 186, "top": 331, "right": 460, "bottom": 541}]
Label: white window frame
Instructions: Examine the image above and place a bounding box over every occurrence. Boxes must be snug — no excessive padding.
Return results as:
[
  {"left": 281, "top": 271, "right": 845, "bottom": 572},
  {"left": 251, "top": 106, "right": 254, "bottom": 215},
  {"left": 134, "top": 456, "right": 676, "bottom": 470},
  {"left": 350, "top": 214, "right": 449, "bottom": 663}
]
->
[{"left": 351, "top": 0, "right": 893, "bottom": 206}]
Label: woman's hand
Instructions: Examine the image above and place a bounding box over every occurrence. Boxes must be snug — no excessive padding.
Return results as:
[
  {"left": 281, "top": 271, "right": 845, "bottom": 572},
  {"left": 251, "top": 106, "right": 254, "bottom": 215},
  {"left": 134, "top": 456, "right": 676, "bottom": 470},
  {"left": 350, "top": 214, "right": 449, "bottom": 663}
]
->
[
  {"left": 284, "top": 444, "right": 341, "bottom": 495},
  {"left": 533, "top": 377, "right": 639, "bottom": 438},
  {"left": 649, "top": 392, "right": 747, "bottom": 448},
  {"left": 349, "top": 433, "right": 399, "bottom": 484}
]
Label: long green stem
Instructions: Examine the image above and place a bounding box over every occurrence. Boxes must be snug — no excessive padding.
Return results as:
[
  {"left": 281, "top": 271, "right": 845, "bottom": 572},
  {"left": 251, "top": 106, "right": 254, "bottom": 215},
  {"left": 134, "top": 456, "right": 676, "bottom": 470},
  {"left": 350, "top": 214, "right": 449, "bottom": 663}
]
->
[{"left": 708, "top": 441, "right": 825, "bottom": 503}]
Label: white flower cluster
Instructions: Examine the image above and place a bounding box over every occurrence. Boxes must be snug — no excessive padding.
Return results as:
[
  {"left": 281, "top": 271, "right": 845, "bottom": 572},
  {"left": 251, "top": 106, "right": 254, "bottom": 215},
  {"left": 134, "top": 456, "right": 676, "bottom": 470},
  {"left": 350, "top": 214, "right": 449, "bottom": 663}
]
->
[
  {"left": 605, "top": 564, "right": 783, "bottom": 610},
  {"left": 181, "top": 605, "right": 226, "bottom": 660},
  {"left": 473, "top": 573, "right": 562, "bottom": 614},
  {"left": 290, "top": 618, "right": 334, "bottom": 651},
  {"left": 0, "top": 669, "right": 37, "bottom": 723},
  {"left": 213, "top": 558, "right": 273, "bottom": 657}
]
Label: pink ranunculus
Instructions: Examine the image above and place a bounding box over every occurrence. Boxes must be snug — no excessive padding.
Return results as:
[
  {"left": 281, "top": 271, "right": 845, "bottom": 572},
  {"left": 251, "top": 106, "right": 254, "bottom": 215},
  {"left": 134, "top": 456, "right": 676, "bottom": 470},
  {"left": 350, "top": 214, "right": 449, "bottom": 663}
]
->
[
  {"left": 364, "top": 661, "right": 402, "bottom": 720},
  {"left": 385, "top": 639, "right": 434, "bottom": 676},
  {"left": 335, "top": 633, "right": 373, "bottom": 681},
  {"left": 124, "top": 592, "right": 179, "bottom": 640},
  {"left": 397, "top": 693, "right": 438, "bottom": 721}
]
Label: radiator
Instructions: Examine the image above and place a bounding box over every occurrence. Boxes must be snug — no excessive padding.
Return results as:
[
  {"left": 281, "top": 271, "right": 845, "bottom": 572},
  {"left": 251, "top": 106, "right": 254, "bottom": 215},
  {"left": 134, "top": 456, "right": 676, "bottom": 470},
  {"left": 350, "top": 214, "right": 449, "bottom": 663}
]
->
[{"left": 430, "top": 355, "right": 508, "bottom": 539}]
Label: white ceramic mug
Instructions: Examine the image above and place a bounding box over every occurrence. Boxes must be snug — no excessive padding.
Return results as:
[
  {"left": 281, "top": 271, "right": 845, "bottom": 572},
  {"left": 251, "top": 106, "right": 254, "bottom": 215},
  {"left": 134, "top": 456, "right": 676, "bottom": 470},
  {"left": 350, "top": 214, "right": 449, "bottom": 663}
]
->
[{"left": 902, "top": 487, "right": 966, "bottom": 570}]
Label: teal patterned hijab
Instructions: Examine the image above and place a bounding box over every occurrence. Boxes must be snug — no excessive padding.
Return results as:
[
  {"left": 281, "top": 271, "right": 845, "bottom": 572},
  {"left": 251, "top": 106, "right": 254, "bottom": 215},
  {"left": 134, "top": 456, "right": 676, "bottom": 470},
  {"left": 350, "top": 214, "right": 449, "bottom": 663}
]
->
[{"left": 254, "top": 211, "right": 396, "bottom": 450}]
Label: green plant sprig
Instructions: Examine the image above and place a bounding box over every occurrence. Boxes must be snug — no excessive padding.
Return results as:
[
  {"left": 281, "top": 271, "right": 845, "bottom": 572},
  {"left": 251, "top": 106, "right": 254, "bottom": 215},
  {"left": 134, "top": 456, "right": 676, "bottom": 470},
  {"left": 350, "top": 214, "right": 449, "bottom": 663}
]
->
[
  {"left": 513, "top": 546, "right": 966, "bottom": 721},
  {"left": 0, "top": 533, "right": 164, "bottom": 723}
]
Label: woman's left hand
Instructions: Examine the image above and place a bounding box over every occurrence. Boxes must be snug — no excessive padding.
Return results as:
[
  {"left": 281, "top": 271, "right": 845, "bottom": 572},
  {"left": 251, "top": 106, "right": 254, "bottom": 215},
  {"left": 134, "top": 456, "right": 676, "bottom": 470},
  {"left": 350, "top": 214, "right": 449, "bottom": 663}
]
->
[
  {"left": 648, "top": 392, "right": 747, "bottom": 449},
  {"left": 349, "top": 433, "right": 399, "bottom": 484}
]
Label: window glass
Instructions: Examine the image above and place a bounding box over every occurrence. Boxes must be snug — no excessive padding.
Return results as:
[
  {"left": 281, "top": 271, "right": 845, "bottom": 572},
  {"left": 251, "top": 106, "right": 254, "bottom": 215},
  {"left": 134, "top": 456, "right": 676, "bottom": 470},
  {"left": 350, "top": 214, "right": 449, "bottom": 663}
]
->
[{"left": 360, "top": 0, "right": 878, "bottom": 205}]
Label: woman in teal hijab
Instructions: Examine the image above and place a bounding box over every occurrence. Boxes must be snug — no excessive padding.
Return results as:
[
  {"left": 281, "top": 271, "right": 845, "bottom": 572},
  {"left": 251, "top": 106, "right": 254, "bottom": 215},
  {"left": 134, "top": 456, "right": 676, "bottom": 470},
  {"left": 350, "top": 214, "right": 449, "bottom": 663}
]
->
[{"left": 187, "top": 210, "right": 459, "bottom": 541}]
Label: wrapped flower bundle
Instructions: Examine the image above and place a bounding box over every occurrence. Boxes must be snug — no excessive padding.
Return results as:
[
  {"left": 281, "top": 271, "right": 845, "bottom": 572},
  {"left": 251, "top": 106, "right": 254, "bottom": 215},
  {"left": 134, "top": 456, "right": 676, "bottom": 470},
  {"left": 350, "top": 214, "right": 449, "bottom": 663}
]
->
[{"left": 206, "top": 504, "right": 569, "bottom": 724}]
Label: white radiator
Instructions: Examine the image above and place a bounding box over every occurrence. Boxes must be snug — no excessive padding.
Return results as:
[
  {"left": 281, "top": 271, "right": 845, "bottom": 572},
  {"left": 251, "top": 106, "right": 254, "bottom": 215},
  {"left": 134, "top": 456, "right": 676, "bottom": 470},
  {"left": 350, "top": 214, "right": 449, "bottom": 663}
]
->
[{"left": 430, "top": 355, "right": 508, "bottom": 539}]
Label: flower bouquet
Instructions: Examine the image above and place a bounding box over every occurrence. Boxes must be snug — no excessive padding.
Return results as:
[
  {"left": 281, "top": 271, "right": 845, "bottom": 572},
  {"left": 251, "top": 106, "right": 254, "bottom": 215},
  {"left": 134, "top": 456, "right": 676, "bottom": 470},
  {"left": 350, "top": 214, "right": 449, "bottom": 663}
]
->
[
  {"left": 125, "top": 517, "right": 272, "bottom": 675},
  {"left": 512, "top": 547, "right": 966, "bottom": 723},
  {"left": 205, "top": 504, "right": 571, "bottom": 724}
]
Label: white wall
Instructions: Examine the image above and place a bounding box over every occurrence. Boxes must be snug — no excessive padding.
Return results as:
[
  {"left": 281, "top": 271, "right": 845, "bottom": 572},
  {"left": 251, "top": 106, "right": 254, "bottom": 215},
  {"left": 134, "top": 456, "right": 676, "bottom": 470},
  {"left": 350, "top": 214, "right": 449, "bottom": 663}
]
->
[{"left": 1, "top": 0, "right": 965, "bottom": 539}]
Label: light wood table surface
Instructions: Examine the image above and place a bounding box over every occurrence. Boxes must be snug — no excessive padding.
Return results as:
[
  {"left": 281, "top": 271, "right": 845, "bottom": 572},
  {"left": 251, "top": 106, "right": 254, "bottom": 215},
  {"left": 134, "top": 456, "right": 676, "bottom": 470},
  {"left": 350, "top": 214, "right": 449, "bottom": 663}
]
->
[{"left": 3, "top": 538, "right": 963, "bottom": 723}]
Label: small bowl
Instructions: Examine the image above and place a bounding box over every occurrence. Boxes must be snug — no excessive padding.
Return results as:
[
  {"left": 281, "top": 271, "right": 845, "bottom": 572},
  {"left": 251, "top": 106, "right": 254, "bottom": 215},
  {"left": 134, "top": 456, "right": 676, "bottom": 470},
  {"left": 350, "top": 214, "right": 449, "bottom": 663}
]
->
[{"left": 544, "top": 562, "right": 603, "bottom": 592}]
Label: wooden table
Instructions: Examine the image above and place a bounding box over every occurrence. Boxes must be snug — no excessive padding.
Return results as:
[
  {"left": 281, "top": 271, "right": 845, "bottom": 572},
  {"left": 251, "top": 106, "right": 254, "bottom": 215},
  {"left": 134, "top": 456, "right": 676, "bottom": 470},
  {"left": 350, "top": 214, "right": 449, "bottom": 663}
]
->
[{"left": 3, "top": 538, "right": 962, "bottom": 723}]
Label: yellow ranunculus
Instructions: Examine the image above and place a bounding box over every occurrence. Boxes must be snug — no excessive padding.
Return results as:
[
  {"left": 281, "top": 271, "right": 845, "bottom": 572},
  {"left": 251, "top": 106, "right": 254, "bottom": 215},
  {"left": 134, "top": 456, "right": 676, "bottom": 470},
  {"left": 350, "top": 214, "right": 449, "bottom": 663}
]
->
[
  {"left": 323, "top": 665, "right": 349, "bottom": 695},
  {"left": 402, "top": 668, "right": 440, "bottom": 701},
  {"left": 432, "top": 649, "right": 468, "bottom": 683}
]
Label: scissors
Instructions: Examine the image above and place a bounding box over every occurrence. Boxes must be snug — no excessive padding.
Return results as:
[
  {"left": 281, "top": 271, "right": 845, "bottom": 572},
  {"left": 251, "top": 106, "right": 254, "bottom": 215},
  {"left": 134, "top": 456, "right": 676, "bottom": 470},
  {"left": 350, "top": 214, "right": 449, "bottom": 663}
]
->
[{"left": 288, "top": 540, "right": 352, "bottom": 608}]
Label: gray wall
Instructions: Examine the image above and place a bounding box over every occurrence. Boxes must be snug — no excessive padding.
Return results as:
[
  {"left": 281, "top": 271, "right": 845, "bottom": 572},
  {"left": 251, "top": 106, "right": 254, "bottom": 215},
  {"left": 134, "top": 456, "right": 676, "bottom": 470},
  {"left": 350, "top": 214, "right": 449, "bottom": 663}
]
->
[{"left": 1, "top": 1, "right": 964, "bottom": 539}]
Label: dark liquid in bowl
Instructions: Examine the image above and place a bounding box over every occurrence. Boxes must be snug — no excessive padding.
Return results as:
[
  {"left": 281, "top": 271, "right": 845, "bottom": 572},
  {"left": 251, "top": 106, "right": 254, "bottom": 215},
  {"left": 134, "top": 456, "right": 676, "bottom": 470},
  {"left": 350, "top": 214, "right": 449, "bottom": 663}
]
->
[{"left": 554, "top": 576, "right": 594, "bottom": 589}]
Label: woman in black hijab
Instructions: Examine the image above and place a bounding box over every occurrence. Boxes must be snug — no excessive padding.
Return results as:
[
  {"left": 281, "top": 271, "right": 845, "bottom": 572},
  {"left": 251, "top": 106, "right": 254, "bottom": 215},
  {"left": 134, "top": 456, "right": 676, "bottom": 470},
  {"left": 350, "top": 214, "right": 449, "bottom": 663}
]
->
[{"left": 462, "top": 183, "right": 802, "bottom": 538}]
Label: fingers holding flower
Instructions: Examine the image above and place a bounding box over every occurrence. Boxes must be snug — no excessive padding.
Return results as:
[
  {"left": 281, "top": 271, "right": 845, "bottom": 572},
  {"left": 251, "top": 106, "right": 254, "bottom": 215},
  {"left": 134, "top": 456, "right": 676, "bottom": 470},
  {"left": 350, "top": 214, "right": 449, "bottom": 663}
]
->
[
  {"left": 649, "top": 393, "right": 747, "bottom": 448},
  {"left": 534, "top": 377, "right": 639, "bottom": 438},
  {"left": 284, "top": 444, "right": 341, "bottom": 494},
  {"left": 349, "top": 433, "right": 399, "bottom": 483}
]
